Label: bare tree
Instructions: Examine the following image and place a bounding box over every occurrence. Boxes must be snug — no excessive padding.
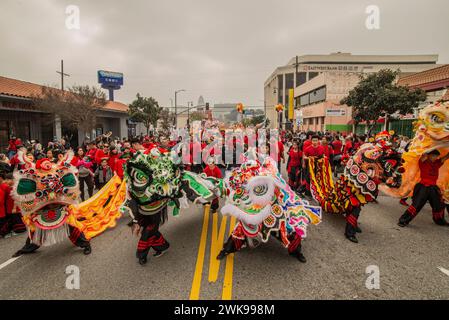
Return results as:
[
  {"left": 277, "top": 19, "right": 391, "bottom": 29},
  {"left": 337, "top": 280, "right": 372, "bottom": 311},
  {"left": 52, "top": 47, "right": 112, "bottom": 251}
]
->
[{"left": 32, "top": 85, "right": 107, "bottom": 134}]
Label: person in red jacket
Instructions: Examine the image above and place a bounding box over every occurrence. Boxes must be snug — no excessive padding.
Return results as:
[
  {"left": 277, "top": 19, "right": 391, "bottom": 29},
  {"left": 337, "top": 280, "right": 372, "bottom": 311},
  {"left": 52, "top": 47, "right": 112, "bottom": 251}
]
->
[
  {"left": 287, "top": 140, "right": 302, "bottom": 189},
  {"left": 398, "top": 150, "right": 449, "bottom": 227},
  {"left": 203, "top": 157, "right": 222, "bottom": 214},
  {"left": 114, "top": 152, "right": 131, "bottom": 179}
]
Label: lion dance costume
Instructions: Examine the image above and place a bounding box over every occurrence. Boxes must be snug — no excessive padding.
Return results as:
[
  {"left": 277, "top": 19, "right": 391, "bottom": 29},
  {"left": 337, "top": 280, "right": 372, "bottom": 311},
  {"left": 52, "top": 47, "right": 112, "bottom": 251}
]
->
[
  {"left": 309, "top": 132, "right": 402, "bottom": 243},
  {"left": 124, "top": 148, "right": 223, "bottom": 265},
  {"left": 381, "top": 101, "right": 449, "bottom": 225},
  {"left": 11, "top": 150, "right": 125, "bottom": 256},
  {"left": 217, "top": 156, "right": 322, "bottom": 263}
]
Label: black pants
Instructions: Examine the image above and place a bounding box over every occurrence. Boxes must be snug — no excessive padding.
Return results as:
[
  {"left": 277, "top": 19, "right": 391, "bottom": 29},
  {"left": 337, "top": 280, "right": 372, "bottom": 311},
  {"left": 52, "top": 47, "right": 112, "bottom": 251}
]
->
[
  {"left": 288, "top": 166, "right": 300, "bottom": 189},
  {"left": 0, "top": 214, "right": 26, "bottom": 237},
  {"left": 345, "top": 206, "right": 361, "bottom": 237},
  {"left": 136, "top": 211, "right": 169, "bottom": 260},
  {"left": 79, "top": 175, "right": 94, "bottom": 201},
  {"left": 16, "top": 225, "right": 90, "bottom": 254},
  {"left": 399, "top": 183, "right": 445, "bottom": 225}
]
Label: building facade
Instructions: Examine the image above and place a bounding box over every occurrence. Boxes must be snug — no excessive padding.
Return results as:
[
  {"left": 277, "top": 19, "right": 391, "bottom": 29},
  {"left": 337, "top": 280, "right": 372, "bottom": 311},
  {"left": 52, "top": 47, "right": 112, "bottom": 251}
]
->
[
  {"left": 0, "top": 76, "right": 130, "bottom": 152},
  {"left": 264, "top": 52, "right": 440, "bottom": 130}
]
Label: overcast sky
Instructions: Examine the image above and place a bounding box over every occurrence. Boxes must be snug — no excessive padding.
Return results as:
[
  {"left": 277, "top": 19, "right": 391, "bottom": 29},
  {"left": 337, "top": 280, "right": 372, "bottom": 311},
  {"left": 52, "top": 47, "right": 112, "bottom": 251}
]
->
[{"left": 1, "top": 0, "right": 448, "bottom": 108}]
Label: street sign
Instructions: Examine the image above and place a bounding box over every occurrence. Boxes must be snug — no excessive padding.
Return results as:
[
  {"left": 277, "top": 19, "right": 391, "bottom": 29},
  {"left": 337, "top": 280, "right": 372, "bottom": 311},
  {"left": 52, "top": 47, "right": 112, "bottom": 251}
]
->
[
  {"left": 325, "top": 109, "right": 346, "bottom": 117},
  {"left": 98, "top": 70, "right": 124, "bottom": 88}
]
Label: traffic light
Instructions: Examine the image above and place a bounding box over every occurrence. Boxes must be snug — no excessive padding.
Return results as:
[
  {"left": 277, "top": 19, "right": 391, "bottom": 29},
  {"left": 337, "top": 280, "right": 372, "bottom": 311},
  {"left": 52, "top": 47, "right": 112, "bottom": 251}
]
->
[{"left": 205, "top": 102, "right": 209, "bottom": 110}]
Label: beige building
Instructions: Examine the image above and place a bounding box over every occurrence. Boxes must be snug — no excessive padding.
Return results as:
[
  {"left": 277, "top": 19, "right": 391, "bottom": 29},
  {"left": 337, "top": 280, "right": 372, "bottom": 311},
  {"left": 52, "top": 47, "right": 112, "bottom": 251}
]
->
[
  {"left": 294, "top": 72, "right": 360, "bottom": 133},
  {"left": 264, "top": 52, "right": 440, "bottom": 129}
]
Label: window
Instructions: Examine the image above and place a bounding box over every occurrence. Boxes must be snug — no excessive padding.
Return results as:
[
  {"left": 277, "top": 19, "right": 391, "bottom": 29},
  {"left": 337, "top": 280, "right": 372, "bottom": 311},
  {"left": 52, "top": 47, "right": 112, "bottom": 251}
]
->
[
  {"left": 277, "top": 75, "right": 283, "bottom": 104},
  {"left": 285, "top": 73, "right": 294, "bottom": 89},
  {"left": 309, "top": 72, "right": 319, "bottom": 80},
  {"left": 309, "top": 86, "right": 326, "bottom": 104},
  {"left": 299, "top": 94, "right": 309, "bottom": 106},
  {"left": 296, "top": 72, "right": 307, "bottom": 86}
]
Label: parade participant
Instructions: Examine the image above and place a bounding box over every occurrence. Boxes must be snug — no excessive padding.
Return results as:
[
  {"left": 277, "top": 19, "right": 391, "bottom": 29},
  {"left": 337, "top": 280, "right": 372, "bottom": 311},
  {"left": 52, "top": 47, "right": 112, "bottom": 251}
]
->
[
  {"left": 124, "top": 148, "right": 223, "bottom": 265},
  {"left": 309, "top": 132, "right": 403, "bottom": 243},
  {"left": 398, "top": 150, "right": 449, "bottom": 227},
  {"left": 331, "top": 135, "right": 343, "bottom": 176},
  {"left": 0, "top": 173, "right": 26, "bottom": 237},
  {"left": 203, "top": 157, "right": 222, "bottom": 214},
  {"left": 381, "top": 101, "right": 449, "bottom": 227},
  {"left": 321, "top": 136, "right": 333, "bottom": 159},
  {"left": 302, "top": 135, "right": 324, "bottom": 196},
  {"left": 287, "top": 140, "right": 302, "bottom": 189},
  {"left": 217, "top": 157, "right": 321, "bottom": 263},
  {"left": 10, "top": 150, "right": 126, "bottom": 257}
]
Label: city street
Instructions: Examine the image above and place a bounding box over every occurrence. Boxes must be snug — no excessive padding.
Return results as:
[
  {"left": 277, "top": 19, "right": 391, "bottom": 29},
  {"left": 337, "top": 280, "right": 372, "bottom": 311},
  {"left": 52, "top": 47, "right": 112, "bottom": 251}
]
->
[{"left": 1, "top": 187, "right": 448, "bottom": 300}]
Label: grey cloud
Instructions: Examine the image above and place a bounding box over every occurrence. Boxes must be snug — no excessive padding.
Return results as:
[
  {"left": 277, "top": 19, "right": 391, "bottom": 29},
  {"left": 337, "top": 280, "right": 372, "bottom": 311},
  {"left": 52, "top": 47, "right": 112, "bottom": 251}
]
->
[{"left": 0, "top": 0, "right": 448, "bottom": 107}]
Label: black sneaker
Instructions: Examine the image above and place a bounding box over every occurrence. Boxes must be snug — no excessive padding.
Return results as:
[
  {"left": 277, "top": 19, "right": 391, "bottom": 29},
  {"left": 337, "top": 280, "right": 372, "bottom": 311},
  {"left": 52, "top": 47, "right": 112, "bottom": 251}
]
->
[
  {"left": 355, "top": 226, "right": 362, "bottom": 233},
  {"left": 83, "top": 244, "right": 92, "bottom": 255},
  {"left": 398, "top": 220, "right": 408, "bottom": 227},
  {"left": 433, "top": 219, "right": 449, "bottom": 226},
  {"left": 289, "top": 251, "right": 307, "bottom": 263},
  {"left": 139, "top": 257, "right": 147, "bottom": 265},
  {"left": 345, "top": 234, "right": 359, "bottom": 243},
  {"left": 153, "top": 248, "right": 168, "bottom": 258},
  {"left": 217, "top": 250, "right": 228, "bottom": 260}
]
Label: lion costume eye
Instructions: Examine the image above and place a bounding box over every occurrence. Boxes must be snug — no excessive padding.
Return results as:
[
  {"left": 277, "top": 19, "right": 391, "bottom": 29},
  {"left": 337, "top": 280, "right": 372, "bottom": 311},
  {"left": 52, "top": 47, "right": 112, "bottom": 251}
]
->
[
  {"left": 253, "top": 184, "right": 268, "bottom": 196},
  {"left": 17, "top": 178, "right": 37, "bottom": 195},
  {"left": 61, "top": 173, "right": 76, "bottom": 187},
  {"left": 131, "top": 168, "right": 149, "bottom": 188},
  {"left": 430, "top": 113, "right": 445, "bottom": 125}
]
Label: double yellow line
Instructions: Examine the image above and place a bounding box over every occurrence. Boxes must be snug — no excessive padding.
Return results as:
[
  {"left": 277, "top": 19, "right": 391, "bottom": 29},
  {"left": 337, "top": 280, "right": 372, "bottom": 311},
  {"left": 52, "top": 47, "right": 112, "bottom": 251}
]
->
[{"left": 189, "top": 205, "right": 236, "bottom": 300}]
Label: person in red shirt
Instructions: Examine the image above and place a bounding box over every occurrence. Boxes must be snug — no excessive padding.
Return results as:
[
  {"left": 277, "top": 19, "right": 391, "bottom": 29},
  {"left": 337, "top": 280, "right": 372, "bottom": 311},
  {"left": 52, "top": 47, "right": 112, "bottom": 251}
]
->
[
  {"left": 287, "top": 140, "right": 302, "bottom": 189},
  {"left": 0, "top": 173, "right": 26, "bottom": 237},
  {"left": 398, "top": 150, "right": 449, "bottom": 227},
  {"left": 343, "top": 136, "right": 354, "bottom": 155},
  {"left": 321, "top": 136, "right": 333, "bottom": 159},
  {"left": 302, "top": 136, "right": 324, "bottom": 196},
  {"left": 331, "top": 135, "right": 343, "bottom": 176},
  {"left": 203, "top": 157, "right": 222, "bottom": 214},
  {"left": 7, "top": 136, "right": 22, "bottom": 159}
]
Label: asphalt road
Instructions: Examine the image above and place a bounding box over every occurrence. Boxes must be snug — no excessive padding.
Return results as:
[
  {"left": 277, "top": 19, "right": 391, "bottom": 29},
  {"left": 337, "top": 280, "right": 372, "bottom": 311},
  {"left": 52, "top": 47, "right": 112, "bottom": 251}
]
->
[{"left": 1, "top": 174, "right": 449, "bottom": 300}]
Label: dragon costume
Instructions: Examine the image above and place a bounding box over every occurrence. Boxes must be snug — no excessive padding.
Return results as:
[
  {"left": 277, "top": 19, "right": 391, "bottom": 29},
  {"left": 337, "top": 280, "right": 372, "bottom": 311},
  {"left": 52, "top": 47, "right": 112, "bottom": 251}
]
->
[
  {"left": 380, "top": 101, "right": 449, "bottom": 225},
  {"left": 309, "top": 132, "right": 402, "bottom": 243},
  {"left": 124, "top": 148, "right": 224, "bottom": 265},
  {"left": 11, "top": 150, "right": 125, "bottom": 256},
  {"left": 216, "top": 155, "right": 322, "bottom": 263}
]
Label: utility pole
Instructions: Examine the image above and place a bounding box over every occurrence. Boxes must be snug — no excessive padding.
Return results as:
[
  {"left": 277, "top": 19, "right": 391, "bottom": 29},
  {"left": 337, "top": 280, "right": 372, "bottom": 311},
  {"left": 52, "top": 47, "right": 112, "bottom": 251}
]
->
[
  {"left": 56, "top": 59, "right": 70, "bottom": 91},
  {"left": 174, "top": 89, "right": 186, "bottom": 128}
]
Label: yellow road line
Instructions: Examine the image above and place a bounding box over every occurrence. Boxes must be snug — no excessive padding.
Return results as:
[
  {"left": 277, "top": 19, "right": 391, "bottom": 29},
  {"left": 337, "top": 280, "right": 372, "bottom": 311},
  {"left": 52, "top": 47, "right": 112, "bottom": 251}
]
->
[
  {"left": 189, "top": 205, "right": 210, "bottom": 300},
  {"left": 208, "top": 213, "right": 228, "bottom": 283},
  {"left": 222, "top": 216, "right": 236, "bottom": 300}
]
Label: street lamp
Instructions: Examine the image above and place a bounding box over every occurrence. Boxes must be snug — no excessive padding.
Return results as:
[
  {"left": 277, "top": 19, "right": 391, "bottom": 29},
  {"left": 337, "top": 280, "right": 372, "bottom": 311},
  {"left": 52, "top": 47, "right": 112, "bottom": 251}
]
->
[{"left": 174, "top": 89, "right": 186, "bottom": 127}]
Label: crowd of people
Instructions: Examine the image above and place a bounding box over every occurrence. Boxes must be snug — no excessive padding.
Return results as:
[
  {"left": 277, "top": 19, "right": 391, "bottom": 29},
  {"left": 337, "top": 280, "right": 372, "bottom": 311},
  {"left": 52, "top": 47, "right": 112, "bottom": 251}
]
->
[
  {"left": 0, "top": 125, "right": 445, "bottom": 239},
  {"left": 283, "top": 130, "right": 412, "bottom": 196}
]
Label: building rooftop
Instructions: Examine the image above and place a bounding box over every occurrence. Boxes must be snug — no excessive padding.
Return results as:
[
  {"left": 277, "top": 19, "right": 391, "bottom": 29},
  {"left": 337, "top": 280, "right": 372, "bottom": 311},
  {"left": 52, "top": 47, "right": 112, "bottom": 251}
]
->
[
  {"left": 397, "top": 64, "right": 449, "bottom": 88},
  {"left": 0, "top": 75, "right": 128, "bottom": 113},
  {"left": 265, "top": 52, "right": 439, "bottom": 86},
  {"left": 286, "top": 52, "right": 439, "bottom": 66}
]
